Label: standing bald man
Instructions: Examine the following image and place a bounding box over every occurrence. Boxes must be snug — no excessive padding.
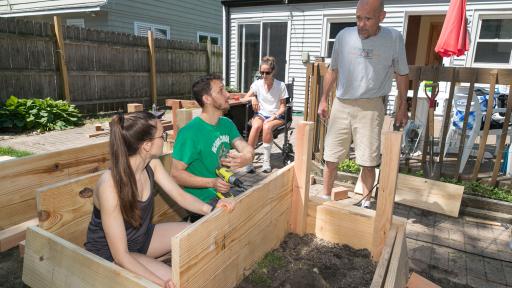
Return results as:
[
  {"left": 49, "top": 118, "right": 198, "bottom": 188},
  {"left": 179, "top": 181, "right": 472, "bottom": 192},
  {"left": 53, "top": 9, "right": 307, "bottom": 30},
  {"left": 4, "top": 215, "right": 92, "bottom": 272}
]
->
[{"left": 318, "top": 0, "right": 409, "bottom": 207}]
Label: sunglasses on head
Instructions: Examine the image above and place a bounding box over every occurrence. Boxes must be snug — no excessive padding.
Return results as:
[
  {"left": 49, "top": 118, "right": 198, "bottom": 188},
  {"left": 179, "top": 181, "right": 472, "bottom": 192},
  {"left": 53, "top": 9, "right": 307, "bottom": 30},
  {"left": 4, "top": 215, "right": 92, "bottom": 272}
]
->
[{"left": 260, "top": 71, "right": 272, "bottom": 75}]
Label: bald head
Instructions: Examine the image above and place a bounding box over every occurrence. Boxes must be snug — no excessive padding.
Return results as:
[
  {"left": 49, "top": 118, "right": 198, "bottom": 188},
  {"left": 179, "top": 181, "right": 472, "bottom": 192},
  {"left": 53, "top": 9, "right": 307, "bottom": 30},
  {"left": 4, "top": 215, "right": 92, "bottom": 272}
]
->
[
  {"left": 356, "top": 0, "right": 386, "bottom": 39},
  {"left": 357, "top": 0, "right": 384, "bottom": 12}
]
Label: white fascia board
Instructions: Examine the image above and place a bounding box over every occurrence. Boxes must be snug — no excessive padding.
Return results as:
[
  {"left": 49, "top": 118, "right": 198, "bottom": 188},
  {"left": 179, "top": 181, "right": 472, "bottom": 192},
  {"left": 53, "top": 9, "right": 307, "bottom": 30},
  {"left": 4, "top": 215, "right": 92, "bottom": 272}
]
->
[{"left": 0, "top": 0, "right": 107, "bottom": 17}]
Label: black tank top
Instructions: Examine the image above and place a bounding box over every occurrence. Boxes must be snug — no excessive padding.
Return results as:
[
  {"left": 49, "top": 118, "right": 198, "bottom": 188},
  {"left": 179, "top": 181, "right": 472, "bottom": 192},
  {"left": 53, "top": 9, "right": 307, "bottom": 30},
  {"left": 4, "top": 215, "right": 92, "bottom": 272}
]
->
[{"left": 84, "top": 165, "right": 155, "bottom": 261}]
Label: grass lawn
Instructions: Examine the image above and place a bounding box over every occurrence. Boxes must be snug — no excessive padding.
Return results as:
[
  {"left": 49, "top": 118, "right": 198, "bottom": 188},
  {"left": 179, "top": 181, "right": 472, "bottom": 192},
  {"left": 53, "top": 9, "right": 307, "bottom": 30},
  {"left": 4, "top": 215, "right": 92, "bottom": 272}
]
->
[{"left": 0, "top": 146, "right": 33, "bottom": 158}]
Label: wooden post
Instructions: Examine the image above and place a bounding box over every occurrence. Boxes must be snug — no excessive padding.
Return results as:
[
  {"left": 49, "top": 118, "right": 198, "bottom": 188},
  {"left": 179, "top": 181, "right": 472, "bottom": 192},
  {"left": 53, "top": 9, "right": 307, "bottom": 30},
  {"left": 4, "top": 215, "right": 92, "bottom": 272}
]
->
[
  {"left": 148, "top": 31, "right": 157, "bottom": 106},
  {"left": 454, "top": 71, "right": 477, "bottom": 180},
  {"left": 175, "top": 108, "right": 193, "bottom": 136},
  {"left": 127, "top": 103, "right": 143, "bottom": 113},
  {"left": 490, "top": 81, "right": 512, "bottom": 185},
  {"left": 472, "top": 71, "right": 498, "bottom": 180},
  {"left": 303, "top": 63, "right": 312, "bottom": 121},
  {"left": 207, "top": 38, "right": 212, "bottom": 74},
  {"left": 372, "top": 131, "right": 402, "bottom": 261},
  {"left": 53, "top": 16, "right": 70, "bottom": 102},
  {"left": 290, "top": 121, "right": 314, "bottom": 235}
]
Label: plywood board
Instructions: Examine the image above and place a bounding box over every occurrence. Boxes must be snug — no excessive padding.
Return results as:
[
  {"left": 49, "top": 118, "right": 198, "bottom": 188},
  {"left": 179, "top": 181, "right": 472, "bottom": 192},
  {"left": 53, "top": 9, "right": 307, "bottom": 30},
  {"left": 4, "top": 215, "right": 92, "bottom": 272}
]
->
[
  {"left": 355, "top": 171, "right": 464, "bottom": 217},
  {"left": 23, "top": 227, "right": 159, "bottom": 288},
  {"left": 0, "top": 141, "right": 109, "bottom": 230},
  {"left": 171, "top": 164, "right": 294, "bottom": 288}
]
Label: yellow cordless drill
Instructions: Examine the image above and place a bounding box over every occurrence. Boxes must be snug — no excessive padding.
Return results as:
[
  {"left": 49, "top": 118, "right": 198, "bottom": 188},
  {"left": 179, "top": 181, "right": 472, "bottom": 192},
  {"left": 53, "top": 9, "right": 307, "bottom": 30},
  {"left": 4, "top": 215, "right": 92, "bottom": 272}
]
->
[{"left": 215, "top": 166, "right": 246, "bottom": 198}]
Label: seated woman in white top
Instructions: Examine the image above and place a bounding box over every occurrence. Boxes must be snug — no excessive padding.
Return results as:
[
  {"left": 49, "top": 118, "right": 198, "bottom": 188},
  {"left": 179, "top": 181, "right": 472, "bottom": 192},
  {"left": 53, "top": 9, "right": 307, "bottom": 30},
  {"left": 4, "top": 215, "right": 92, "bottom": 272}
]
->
[{"left": 242, "top": 56, "right": 288, "bottom": 173}]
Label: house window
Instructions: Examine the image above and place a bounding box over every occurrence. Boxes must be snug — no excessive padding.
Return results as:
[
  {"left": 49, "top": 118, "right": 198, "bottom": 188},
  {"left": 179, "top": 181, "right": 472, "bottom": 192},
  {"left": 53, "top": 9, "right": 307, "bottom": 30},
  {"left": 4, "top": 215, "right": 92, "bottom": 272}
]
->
[
  {"left": 474, "top": 17, "right": 512, "bottom": 65},
  {"left": 197, "top": 32, "right": 220, "bottom": 46},
  {"left": 66, "top": 19, "right": 84, "bottom": 28},
  {"left": 134, "top": 22, "right": 170, "bottom": 39},
  {"left": 325, "top": 20, "right": 357, "bottom": 58}
]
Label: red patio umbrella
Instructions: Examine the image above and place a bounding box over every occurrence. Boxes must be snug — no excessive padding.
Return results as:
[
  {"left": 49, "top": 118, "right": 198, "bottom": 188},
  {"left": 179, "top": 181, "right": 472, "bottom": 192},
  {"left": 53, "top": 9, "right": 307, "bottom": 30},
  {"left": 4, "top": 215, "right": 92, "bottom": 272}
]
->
[{"left": 435, "top": 0, "right": 469, "bottom": 57}]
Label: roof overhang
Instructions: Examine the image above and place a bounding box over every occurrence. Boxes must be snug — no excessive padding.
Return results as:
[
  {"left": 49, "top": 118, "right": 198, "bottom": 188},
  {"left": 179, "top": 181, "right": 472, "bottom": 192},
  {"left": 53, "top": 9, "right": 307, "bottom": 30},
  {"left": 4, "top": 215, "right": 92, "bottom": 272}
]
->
[
  {"left": 221, "top": 0, "right": 352, "bottom": 8},
  {"left": 0, "top": 0, "right": 108, "bottom": 17}
]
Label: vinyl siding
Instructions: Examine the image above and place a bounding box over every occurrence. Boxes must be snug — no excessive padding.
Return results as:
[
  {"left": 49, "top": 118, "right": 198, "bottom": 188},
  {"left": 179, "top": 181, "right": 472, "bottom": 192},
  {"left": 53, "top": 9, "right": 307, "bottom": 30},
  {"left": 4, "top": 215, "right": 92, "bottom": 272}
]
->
[
  {"left": 227, "top": 0, "right": 512, "bottom": 113},
  {"left": 106, "top": 0, "right": 222, "bottom": 42}
]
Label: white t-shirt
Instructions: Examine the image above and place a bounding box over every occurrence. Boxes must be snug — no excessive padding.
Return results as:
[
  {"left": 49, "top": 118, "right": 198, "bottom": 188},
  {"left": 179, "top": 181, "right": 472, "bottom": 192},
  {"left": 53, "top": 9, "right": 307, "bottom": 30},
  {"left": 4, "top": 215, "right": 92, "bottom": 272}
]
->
[
  {"left": 331, "top": 26, "right": 409, "bottom": 99},
  {"left": 249, "top": 79, "right": 289, "bottom": 117}
]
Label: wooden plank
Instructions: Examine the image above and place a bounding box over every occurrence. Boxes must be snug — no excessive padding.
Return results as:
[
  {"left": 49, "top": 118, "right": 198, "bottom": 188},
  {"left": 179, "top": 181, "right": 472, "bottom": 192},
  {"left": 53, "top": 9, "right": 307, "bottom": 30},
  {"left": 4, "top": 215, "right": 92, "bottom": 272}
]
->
[
  {"left": 19, "top": 240, "right": 25, "bottom": 257},
  {"left": 37, "top": 172, "right": 101, "bottom": 246},
  {"left": 0, "top": 141, "right": 110, "bottom": 230},
  {"left": 53, "top": 16, "right": 70, "bottom": 102},
  {"left": 0, "top": 218, "right": 38, "bottom": 252},
  {"left": 373, "top": 132, "right": 402, "bottom": 261},
  {"left": 290, "top": 121, "right": 314, "bottom": 235},
  {"left": 409, "top": 65, "right": 512, "bottom": 85},
  {"left": 490, "top": 81, "right": 512, "bottom": 185},
  {"left": 407, "top": 272, "right": 441, "bottom": 288},
  {"left": 127, "top": 103, "right": 143, "bottom": 113},
  {"left": 171, "top": 164, "right": 294, "bottom": 288},
  {"left": 455, "top": 71, "right": 478, "bottom": 180},
  {"left": 437, "top": 68, "right": 457, "bottom": 172},
  {"left": 384, "top": 225, "right": 409, "bottom": 288},
  {"left": 175, "top": 108, "right": 193, "bottom": 136},
  {"left": 395, "top": 173, "right": 463, "bottom": 217},
  {"left": 148, "top": 31, "right": 157, "bottom": 106},
  {"left": 472, "top": 71, "right": 498, "bottom": 179},
  {"left": 370, "top": 226, "right": 397, "bottom": 288},
  {"left": 303, "top": 63, "right": 312, "bottom": 121},
  {"left": 22, "top": 227, "right": 159, "bottom": 288}
]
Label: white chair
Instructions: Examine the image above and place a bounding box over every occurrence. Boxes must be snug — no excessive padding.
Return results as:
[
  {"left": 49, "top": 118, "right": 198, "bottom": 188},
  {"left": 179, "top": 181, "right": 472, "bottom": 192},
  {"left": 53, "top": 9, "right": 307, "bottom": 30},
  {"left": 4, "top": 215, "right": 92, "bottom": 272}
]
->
[{"left": 444, "top": 89, "right": 511, "bottom": 173}]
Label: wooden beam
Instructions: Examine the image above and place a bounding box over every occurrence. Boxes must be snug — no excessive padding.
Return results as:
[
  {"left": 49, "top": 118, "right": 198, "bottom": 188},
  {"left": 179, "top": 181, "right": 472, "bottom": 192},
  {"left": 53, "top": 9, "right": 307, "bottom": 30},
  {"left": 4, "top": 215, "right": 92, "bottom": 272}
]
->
[
  {"left": 303, "top": 63, "right": 312, "bottom": 121},
  {"left": 148, "top": 31, "right": 157, "bottom": 106},
  {"left": 383, "top": 225, "right": 409, "bottom": 288},
  {"left": 370, "top": 226, "right": 397, "bottom": 288},
  {"left": 372, "top": 131, "right": 402, "bottom": 261},
  {"left": 175, "top": 108, "right": 193, "bottom": 136},
  {"left": 290, "top": 121, "right": 314, "bottom": 235},
  {"left": 53, "top": 16, "right": 70, "bottom": 102},
  {"left": 23, "top": 227, "right": 159, "bottom": 288},
  {"left": 407, "top": 272, "right": 441, "bottom": 288},
  {"left": 0, "top": 141, "right": 110, "bottom": 231},
  {"left": 127, "top": 103, "right": 143, "bottom": 113},
  {"left": 472, "top": 71, "right": 498, "bottom": 179},
  {"left": 171, "top": 165, "right": 294, "bottom": 288},
  {"left": 409, "top": 65, "right": 512, "bottom": 85},
  {"left": 0, "top": 218, "right": 38, "bottom": 252}
]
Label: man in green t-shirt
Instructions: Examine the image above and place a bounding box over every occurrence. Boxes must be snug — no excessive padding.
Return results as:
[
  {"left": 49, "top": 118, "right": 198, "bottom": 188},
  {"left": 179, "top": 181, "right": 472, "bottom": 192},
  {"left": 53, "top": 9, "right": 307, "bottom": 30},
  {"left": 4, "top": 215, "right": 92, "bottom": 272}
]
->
[{"left": 172, "top": 74, "right": 254, "bottom": 207}]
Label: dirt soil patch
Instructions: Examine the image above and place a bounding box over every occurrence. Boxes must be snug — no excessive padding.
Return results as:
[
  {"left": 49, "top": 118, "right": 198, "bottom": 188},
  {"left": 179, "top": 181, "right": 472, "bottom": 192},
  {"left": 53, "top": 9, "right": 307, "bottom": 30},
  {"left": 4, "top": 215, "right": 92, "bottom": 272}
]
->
[
  {"left": 0, "top": 247, "right": 26, "bottom": 288},
  {"left": 237, "top": 233, "right": 376, "bottom": 288}
]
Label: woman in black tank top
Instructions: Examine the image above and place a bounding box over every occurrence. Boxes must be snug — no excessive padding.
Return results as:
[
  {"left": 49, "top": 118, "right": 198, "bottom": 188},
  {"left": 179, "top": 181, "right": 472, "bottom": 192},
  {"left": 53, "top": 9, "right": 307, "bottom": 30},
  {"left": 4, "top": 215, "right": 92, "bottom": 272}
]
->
[{"left": 84, "top": 111, "right": 236, "bottom": 288}]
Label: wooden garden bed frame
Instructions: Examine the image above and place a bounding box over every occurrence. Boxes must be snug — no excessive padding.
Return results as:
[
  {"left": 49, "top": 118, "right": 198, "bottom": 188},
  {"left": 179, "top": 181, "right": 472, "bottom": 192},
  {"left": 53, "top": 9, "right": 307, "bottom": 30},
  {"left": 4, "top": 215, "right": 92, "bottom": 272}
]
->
[{"left": 22, "top": 122, "right": 408, "bottom": 288}]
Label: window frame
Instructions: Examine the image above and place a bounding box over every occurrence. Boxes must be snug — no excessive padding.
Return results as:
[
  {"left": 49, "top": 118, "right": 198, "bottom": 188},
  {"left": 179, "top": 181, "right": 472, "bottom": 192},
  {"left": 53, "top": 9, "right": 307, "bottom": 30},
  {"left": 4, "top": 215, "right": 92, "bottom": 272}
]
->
[
  {"left": 197, "top": 32, "right": 221, "bottom": 46},
  {"left": 471, "top": 13, "right": 512, "bottom": 68},
  {"left": 322, "top": 16, "right": 357, "bottom": 62},
  {"left": 134, "top": 21, "right": 171, "bottom": 40}
]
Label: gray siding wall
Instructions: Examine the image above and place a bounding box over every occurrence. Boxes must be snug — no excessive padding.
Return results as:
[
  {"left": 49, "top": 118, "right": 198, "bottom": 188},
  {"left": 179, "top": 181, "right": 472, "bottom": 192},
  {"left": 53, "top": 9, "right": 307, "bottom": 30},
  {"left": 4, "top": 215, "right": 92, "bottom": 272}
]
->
[
  {"left": 106, "top": 0, "right": 222, "bottom": 42},
  {"left": 228, "top": 0, "right": 512, "bottom": 113}
]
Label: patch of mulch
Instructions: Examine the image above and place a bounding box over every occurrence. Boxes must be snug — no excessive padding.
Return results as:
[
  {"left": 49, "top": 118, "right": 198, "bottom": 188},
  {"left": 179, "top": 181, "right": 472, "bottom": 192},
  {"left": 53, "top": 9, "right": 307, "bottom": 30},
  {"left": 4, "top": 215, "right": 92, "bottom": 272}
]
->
[
  {"left": 0, "top": 247, "right": 26, "bottom": 288},
  {"left": 237, "top": 233, "right": 376, "bottom": 288}
]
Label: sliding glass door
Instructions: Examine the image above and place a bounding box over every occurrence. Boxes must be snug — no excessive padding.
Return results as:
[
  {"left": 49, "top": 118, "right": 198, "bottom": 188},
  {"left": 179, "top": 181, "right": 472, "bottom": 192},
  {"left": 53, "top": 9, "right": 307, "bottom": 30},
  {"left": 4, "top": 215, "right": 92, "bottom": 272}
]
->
[{"left": 237, "top": 22, "right": 288, "bottom": 92}]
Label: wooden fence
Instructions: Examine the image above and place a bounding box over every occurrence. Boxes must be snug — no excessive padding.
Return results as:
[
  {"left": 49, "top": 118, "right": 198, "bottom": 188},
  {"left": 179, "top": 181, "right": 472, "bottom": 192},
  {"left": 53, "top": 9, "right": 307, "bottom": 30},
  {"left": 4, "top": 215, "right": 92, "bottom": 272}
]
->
[
  {"left": 304, "top": 63, "right": 512, "bottom": 185},
  {"left": 0, "top": 18, "right": 222, "bottom": 114}
]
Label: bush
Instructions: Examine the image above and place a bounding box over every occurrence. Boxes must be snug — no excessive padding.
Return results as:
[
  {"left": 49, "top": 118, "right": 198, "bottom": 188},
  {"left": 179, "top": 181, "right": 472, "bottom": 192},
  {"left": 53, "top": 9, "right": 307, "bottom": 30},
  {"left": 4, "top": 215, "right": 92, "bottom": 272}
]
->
[
  {"left": 338, "top": 159, "right": 360, "bottom": 174},
  {"left": 0, "top": 96, "right": 84, "bottom": 132}
]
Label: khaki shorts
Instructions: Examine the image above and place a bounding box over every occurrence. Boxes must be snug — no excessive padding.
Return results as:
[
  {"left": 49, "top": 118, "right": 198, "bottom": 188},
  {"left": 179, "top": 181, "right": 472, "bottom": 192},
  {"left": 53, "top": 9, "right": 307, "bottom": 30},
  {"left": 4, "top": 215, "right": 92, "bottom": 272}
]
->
[{"left": 323, "top": 97, "right": 385, "bottom": 167}]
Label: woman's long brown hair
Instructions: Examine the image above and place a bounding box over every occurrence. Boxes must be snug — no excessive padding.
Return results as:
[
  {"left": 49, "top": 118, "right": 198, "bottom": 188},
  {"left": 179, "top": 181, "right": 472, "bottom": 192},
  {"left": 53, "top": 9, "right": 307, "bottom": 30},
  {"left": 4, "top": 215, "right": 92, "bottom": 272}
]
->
[{"left": 109, "top": 111, "right": 157, "bottom": 227}]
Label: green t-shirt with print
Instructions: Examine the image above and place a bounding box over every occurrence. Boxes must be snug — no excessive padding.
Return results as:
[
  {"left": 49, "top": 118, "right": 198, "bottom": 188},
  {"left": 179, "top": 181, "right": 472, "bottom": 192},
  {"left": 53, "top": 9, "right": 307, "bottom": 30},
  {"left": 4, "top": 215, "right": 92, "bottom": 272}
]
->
[{"left": 172, "top": 116, "right": 241, "bottom": 203}]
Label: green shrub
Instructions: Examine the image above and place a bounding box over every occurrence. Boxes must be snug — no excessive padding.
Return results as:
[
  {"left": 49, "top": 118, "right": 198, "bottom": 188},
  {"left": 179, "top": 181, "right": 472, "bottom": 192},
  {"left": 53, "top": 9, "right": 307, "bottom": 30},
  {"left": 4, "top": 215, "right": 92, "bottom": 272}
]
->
[
  {"left": 0, "top": 96, "right": 84, "bottom": 132},
  {"left": 337, "top": 159, "right": 360, "bottom": 174}
]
